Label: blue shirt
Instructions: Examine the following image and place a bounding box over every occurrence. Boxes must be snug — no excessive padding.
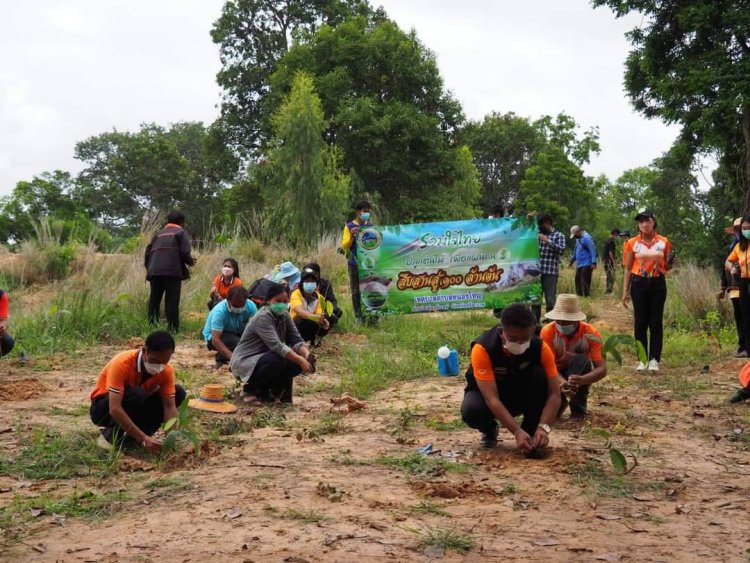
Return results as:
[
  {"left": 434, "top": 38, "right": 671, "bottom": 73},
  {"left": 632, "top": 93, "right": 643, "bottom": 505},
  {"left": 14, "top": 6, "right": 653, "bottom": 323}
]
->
[
  {"left": 572, "top": 232, "right": 597, "bottom": 268},
  {"left": 202, "top": 299, "right": 258, "bottom": 342}
]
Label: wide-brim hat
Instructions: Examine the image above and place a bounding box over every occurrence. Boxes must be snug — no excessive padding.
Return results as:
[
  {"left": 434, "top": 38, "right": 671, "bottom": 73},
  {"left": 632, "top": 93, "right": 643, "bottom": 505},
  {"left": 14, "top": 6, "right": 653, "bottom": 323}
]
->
[
  {"left": 188, "top": 384, "right": 237, "bottom": 414},
  {"left": 544, "top": 293, "right": 587, "bottom": 322},
  {"left": 725, "top": 217, "right": 742, "bottom": 234}
]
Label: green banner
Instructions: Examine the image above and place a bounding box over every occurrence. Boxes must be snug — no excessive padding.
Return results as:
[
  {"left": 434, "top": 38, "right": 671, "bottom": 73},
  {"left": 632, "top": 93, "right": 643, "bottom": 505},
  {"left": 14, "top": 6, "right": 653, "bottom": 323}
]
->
[{"left": 355, "top": 217, "right": 542, "bottom": 315}]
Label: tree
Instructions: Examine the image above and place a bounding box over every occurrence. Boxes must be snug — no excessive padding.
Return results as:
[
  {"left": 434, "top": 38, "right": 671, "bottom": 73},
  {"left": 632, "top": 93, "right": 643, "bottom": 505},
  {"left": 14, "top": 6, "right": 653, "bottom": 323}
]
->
[
  {"left": 268, "top": 15, "right": 470, "bottom": 221},
  {"left": 593, "top": 0, "right": 750, "bottom": 209},
  {"left": 533, "top": 113, "right": 600, "bottom": 166},
  {"left": 210, "top": 0, "right": 371, "bottom": 155},
  {"left": 461, "top": 112, "right": 543, "bottom": 213},
  {"left": 73, "top": 122, "right": 237, "bottom": 238},
  {"left": 264, "top": 72, "right": 350, "bottom": 247},
  {"left": 519, "top": 147, "right": 590, "bottom": 228}
]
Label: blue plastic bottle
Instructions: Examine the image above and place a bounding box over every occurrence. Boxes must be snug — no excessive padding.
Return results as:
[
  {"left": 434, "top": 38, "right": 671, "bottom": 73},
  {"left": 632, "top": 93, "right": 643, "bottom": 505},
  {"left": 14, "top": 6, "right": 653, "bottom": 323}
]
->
[{"left": 437, "top": 346, "right": 460, "bottom": 377}]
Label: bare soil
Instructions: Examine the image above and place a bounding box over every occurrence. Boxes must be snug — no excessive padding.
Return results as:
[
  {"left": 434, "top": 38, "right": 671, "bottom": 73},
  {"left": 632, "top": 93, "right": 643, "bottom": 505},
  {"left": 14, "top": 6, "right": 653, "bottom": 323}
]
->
[{"left": 1, "top": 294, "right": 750, "bottom": 562}]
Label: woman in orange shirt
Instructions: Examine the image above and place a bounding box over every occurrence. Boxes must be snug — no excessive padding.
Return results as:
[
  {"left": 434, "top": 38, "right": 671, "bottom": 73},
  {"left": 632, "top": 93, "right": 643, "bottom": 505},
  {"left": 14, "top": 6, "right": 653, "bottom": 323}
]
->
[
  {"left": 725, "top": 214, "right": 750, "bottom": 357},
  {"left": 208, "top": 258, "right": 242, "bottom": 310},
  {"left": 621, "top": 209, "right": 673, "bottom": 372}
]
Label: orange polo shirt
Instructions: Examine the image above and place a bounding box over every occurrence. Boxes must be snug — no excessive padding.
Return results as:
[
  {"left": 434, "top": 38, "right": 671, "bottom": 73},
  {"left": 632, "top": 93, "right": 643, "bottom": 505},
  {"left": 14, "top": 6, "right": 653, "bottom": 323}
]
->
[
  {"left": 727, "top": 244, "right": 750, "bottom": 279},
  {"left": 471, "top": 341, "right": 558, "bottom": 382},
  {"left": 623, "top": 234, "right": 672, "bottom": 278},
  {"left": 213, "top": 275, "right": 243, "bottom": 299},
  {"left": 90, "top": 349, "right": 176, "bottom": 400},
  {"left": 540, "top": 321, "right": 603, "bottom": 364}
]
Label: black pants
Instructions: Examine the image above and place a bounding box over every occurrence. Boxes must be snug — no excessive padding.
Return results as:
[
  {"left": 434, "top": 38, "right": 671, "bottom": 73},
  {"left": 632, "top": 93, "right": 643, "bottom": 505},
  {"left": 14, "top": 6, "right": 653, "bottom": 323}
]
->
[
  {"left": 604, "top": 262, "right": 615, "bottom": 294},
  {"left": 460, "top": 365, "right": 548, "bottom": 436},
  {"left": 90, "top": 385, "right": 186, "bottom": 444},
  {"left": 630, "top": 275, "right": 667, "bottom": 361},
  {"left": 148, "top": 276, "right": 182, "bottom": 331},
  {"left": 243, "top": 352, "right": 303, "bottom": 403},
  {"left": 295, "top": 318, "right": 331, "bottom": 343},
  {"left": 739, "top": 280, "right": 750, "bottom": 355},
  {"left": 348, "top": 263, "right": 362, "bottom": 320},
  {"left": 0, "top": 334, "right": 14, "bottom": 357},
  {"left": 575, "top": 266, "right": 593, "bottom": 297},
  {"left": 731, "top": 297, "right": 746, "bottom": 352},
  {"left": 541, "top": 274, "right": 558, "bottom": 312},
  {"left": 558, "top": 353, "right": 592, "bottom": 417},
  {"left": 207, "top": 331, "right": 242, "bottom": 365}
]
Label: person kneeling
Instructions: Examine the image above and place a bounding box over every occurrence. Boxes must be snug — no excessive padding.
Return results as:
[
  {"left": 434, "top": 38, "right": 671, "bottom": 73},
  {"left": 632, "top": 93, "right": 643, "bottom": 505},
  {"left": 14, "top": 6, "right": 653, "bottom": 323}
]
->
[
  {"left": 460, "top": 303, "right": 560, "bottom": 457},
  {"left": 0, "top": 289, "right": 15, "bottom": 359},
  {"left": 540, "top": 294, "right": 607, "bottom": 422},
  {"left": 202, "top": 286, "right": 258, "bottom": 367},
  {"left": 230, "top": 283, "right": 314, "bottom": 404},
  {"left": 89, "top": 331, "right": 185, "bottom": 452},
  {"left": 291, "top": 269, "right": 331, "bottom": 345}
]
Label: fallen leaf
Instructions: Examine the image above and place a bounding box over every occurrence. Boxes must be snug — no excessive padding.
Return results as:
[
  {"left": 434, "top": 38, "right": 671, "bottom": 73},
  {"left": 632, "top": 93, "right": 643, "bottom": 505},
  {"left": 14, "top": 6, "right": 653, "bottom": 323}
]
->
[
  {"left": 29, "top": 508, "right": 43, "bottom": 518},
  {"left": 532, "top": 538, "right": 560, "bottom": 547},
  {"left": 224, "top": 508, "right": 243, "bottom": 519},
  {"left": 625, "top": 525, "right": 649, "bottom": 533},
  {"left": 595, "top": 554, "right": 622, "bottom": 562},
  {"left": 675, "top": 505, "right": 691, "bottom": 515},
  {"left": 31, "top": 544, "right": 47, "bottom": 554},
  {"left": 51, "top": 513, "right": 66, "bottom": 526},
  {"left": 632, "top": 494, "right": 655, "bottom": 502},
  {"left": 596, "top": 514, "right": 621, "bottom": 520}
]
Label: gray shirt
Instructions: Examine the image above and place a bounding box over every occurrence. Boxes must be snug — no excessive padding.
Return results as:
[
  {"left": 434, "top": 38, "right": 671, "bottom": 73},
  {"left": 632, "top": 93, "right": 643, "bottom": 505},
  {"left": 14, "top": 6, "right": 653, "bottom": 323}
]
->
[{"left": 230, "top": 306, "right": 305, "bottom": 382}]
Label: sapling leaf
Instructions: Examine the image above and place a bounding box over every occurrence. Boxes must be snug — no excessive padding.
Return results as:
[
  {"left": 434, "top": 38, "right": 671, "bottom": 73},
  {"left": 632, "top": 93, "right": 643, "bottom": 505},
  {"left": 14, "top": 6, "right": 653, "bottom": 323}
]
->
[
  {"left": 610, "top": 448, "right": 627, "bottom": 474},
  {"left": 163, "top": 417, "right": 178, "bottom": 433},
  {"left": 162, "top": 431, "right": 178, "bottom": 455},
  {"left": 635, "top": 340, "right": 648, "bottom": 364},
  {"left": 591, "top": 428, "right": 610, "bottom": 441}
]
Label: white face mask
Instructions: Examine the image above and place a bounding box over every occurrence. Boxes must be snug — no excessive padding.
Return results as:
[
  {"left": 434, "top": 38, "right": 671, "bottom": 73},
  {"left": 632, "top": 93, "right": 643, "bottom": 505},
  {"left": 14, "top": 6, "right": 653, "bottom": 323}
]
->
[
  {"left": 144, "top": 362, "right": 166, "bottom": 375},
  {"left": 504, "top": 340, "right": 531, "bottom": 356},
  {"left": 228, "top": 304, "right": 246, "bottom": 314},
  {"left": 221, "top": 266, "right": 234, "bottom": 277}
]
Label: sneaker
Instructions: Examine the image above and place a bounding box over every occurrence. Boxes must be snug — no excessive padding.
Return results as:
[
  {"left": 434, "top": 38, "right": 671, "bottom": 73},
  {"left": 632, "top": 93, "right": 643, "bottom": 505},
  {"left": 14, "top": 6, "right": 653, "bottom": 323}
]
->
[
  {"left": 480, "top": 426, "right": 499, "bottom": 448},
  {"left": 730, "top": 387, "right": 750, "bottom": 403},
  {"left": 735, "top": 350, "right": 748, "bottom": 358},
  {"left": 97, "top": 433, "right": 114, "bottom": 451},
  {"left": 647, "top": 359, "right": 660, "bottom": 372},
  {"left": 635, "top": 361, "right": 647, "bottom": 371}
]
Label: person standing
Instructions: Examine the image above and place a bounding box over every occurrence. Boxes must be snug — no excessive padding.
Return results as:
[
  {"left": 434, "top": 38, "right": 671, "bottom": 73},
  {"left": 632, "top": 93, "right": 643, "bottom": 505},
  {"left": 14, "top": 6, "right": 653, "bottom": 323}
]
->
[
  {"left": 144, "top": 211, "right": 196, "bottom": 332},
  {"left": 569, "top": 226, "right": 597, "bottom": 297},
  {"left": 725, "top": 214, "right": 750, "bottom": 359},
  {"left": 622, "top": 208, "right": 673, "bottom": 372},
  {"left": 536, "top": 213, "right": 567, "bottom": 313},
  {"left": 0, "top": 289, "right": 15, "bottom": 358},
  {"left": 340, "top": 201, "right": 373, "bottom": 323},
  {"left": 603, "top": 229, "right": 620, "bottom": 295},
  {"left": 720, "top": 218, "right": 745, "bottom": 357}
]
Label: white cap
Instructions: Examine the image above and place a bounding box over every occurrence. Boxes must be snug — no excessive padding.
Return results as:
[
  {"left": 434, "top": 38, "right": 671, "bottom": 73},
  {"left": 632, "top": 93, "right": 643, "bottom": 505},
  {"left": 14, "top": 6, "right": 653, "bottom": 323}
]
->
[{"left": 569, "top": 225, "right": 581, "bottom": 238}]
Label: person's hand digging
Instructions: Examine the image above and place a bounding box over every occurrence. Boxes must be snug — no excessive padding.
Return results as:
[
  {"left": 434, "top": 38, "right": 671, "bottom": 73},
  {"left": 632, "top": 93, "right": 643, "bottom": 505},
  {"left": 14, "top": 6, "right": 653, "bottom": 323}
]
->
[
  {"left": 142, "top": 436, "right": 163, "bottom": 454},
  {"left": 514, "top": 429, "right": 533, "bottom": 452},
  {"left": 533, "top": 427, "right": 549, "bottom": 449}
]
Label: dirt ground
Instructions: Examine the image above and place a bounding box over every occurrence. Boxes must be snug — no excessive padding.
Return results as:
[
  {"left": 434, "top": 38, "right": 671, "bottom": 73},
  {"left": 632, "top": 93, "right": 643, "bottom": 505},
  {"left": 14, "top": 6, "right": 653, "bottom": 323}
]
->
[{"left": 1, "top": 297, "right": 750, "bottom": 562}]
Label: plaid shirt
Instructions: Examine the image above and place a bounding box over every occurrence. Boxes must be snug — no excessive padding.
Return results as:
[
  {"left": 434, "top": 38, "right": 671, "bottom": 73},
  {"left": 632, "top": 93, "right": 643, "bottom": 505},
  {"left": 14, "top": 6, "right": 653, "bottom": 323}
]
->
[{"left": 538, "top": 229, "right": 566, "bottom": 275}]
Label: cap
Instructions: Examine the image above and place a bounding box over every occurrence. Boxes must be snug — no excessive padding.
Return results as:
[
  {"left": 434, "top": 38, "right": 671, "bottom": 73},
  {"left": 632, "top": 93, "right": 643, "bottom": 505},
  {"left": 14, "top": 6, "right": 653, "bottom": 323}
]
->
[
  {"left": 634, "top": 208, "right": 655, "bottom": 221},
  {"left": 569, "top": 225, "right": 581, "bottom": 238},
  {"left": 300, "top": 267, "right": 319, "bottom": 282}
]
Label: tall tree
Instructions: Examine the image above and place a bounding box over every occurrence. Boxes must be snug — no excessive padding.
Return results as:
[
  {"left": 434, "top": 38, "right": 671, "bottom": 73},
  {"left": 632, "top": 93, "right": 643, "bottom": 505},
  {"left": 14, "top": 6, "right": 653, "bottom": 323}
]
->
[
  {"left": 264, "top": 72, "right": 350, "bottom": 247},
  {"left": 268, "top": 15, "right": 471, "bottom": 221},
  {"left": 210, "top": 0, "right": 371, "bottom": 156},
  {"left": 593, "top": 0, "right": 750, "bottom": 209}
]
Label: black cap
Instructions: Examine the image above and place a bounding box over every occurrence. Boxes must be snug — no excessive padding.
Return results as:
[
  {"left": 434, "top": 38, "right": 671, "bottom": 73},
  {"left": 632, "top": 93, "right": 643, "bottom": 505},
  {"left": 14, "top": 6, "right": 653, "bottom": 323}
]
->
[
  {"left": 619, "top": 230, "right": 631, "bottom": 237},
  {"left": 634, "top": 208, "right": 655, "bottom": 221},
  {"left": 300, "top": 267, "right": 319, "bottom": 282}
]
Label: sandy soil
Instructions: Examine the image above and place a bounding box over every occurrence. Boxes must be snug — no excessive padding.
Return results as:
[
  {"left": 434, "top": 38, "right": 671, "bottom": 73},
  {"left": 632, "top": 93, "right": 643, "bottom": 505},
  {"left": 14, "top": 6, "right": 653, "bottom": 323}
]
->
[{"left": 1, "top": 295, "right": 750, "bottom": 562}]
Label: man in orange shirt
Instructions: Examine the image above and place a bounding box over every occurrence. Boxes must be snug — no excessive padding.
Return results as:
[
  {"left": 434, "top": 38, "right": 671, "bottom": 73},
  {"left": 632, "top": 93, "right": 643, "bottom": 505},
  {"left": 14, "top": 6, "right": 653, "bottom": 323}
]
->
[
  {"left": 460, "top": 303, "right": 561, "bottom": 457},
  {"left": 89, "top": 331, "right": 186, "bottom": 452},
  {"left": 0, "top": 289, "right": 15, "bottom": 358},
  {"left": 540, "top": 294, "right": 608, "bottom": 422}
]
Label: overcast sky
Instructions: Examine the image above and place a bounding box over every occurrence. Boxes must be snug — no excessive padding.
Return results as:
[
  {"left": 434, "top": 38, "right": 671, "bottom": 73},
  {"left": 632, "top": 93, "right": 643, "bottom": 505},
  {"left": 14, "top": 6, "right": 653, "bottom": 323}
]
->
[{"left": 0, "top": 0, "right": 680, "bottom": 197}]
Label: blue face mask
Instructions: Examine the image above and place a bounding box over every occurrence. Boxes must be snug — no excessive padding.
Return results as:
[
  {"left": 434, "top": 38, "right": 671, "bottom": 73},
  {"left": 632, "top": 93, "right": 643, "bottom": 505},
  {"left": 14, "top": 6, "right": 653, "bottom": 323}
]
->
[
  {"left": 556, "top": 322, "right": 577, "bottom": 336},
  {"left": 303, "top": 282, "right": 317, "bottom": 294},
  {"left": 360, "top": 212, "right": 371, "bottom": 222}
]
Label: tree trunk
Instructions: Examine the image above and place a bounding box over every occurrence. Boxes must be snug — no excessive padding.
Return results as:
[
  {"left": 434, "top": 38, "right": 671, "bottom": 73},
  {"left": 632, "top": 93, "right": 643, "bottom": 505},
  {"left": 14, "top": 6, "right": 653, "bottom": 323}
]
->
[{"left": 742, "top": 107, "right": 750, "bottom": 213}]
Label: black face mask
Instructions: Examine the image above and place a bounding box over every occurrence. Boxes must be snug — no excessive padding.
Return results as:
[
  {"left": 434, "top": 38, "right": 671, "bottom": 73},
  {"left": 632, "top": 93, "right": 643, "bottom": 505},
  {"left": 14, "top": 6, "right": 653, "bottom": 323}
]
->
[{"left": 539, "top": 225, "right": 551, "bottom": 235}]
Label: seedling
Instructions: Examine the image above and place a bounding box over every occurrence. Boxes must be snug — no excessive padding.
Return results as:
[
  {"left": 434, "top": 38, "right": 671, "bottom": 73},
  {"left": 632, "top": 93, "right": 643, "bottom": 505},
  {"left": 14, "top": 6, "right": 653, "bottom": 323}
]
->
[
  {"left": 161, "top": 400, "right": 201, "bottom": 456},
  {"left": 602, "top": 334, "right": 647, "bottom": 366},
  {"left": 591, "top": 428, "right": 637, "bottom": 475}
]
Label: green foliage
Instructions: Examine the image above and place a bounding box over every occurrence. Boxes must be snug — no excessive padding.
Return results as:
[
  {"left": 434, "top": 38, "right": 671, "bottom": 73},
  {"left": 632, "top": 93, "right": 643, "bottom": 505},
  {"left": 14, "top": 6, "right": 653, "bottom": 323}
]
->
[
  {"left": 161, "top": 400, "right": 201, "bottom": 456},
  {"left": 376, "top": 452, "right": 468, "bottom": 478},
  {"left": 591, "top": 428, "right": 636, "bottom": 475},
  {"left": 408, "top": 500, "right": 451, "bottom": 517},
  {"left": 281, "top": 507, "right": 329, "bottom": 524},
  {"left": 0, "top": 428, "right": 119, "bottom": 480},
  {"left": 602, "top": 334, "right": 647, "bottom": 365},
  {"left": 264, "top": 73, "right": 350, "bottom": 247},
  {"left": 416, "top": 527, "right": 474, "bottom": 553}
]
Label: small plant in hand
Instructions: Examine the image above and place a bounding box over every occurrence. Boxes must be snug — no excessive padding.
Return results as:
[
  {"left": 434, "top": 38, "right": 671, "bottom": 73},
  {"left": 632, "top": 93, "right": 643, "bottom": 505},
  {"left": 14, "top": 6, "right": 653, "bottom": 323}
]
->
[{"left": 161, "top": 400, "right": 201, "bottom": 457}]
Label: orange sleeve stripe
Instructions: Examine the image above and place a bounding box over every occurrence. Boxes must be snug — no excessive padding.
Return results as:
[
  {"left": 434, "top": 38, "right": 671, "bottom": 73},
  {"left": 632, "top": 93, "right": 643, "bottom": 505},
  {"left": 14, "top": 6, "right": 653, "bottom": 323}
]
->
[
  {"left": 470, "top": 344, "right": 495, "bottom": 381},
  {"left": 540, "top": 343, "right": 558, "bottom": 379}
]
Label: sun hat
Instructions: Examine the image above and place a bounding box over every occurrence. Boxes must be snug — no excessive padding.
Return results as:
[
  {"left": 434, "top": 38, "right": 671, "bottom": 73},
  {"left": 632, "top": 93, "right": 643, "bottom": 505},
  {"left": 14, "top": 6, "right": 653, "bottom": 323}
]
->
[
  {"left": 188, "top": 384, "right": 237, "bottom": 414},
  {"left": 569, "top": 225, "right": 581, "bottom": 238},
  {"left": 544, "top": 293, "right": 587, "bottom": 322},
  {"left": 725, "top": 217, "right": 742, "bottom": 234},
  {"left": 270, "top": 261, "right": 300, "bottom": 288}
]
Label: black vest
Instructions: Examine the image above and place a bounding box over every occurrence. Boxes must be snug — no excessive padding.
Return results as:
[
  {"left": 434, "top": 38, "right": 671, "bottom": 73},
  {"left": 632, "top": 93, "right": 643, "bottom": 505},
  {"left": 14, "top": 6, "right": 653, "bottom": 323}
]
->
[{"left": 465, "top": 326, "right": 543, "bottom": 390}]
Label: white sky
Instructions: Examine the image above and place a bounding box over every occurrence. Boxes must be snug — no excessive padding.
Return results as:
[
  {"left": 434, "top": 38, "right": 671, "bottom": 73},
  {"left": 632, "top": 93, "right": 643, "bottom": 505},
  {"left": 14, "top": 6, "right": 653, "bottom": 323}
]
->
[{"left": 0, "top": 0, "right": 680, "bottom": 197}]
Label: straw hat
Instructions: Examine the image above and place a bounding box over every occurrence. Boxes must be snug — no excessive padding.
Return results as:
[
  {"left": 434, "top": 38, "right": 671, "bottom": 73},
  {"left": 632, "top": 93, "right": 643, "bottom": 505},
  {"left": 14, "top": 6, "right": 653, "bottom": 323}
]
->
[
  {"left": 188, "top": 384, "right": 238, "bottom": 414},
  {"left": 544, "top": 294, "right": 587, "bottom": 322}
]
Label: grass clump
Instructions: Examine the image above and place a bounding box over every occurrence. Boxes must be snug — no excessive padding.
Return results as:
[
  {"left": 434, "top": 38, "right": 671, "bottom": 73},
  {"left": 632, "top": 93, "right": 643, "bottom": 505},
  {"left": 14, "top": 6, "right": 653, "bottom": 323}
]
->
[
  {"left": 308, "top": 413, "right": 346, "bottom": 437},
  {"left": 416, "top": 527, "right": 474, "bottom": 553},
  {"left": 570, "top": 459, "right": 663, "bottom": 498},
  {"left": 0, "top": 427, "right": 119, "bottom": 480},
  {"left": 408, "top": 500, "right": 451, "bottom": 517},
  {"left": 376, "top": 452, "right": 468, "bottom": 478},
  {"left": 424, "top": 417, "right": 466, "bottom": 432},
  {"left": 249, "top": 408, "right": 288, "bottom": 429},
  {"left": 281, "top": 508, "right": 329, "bottom": 524}
]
